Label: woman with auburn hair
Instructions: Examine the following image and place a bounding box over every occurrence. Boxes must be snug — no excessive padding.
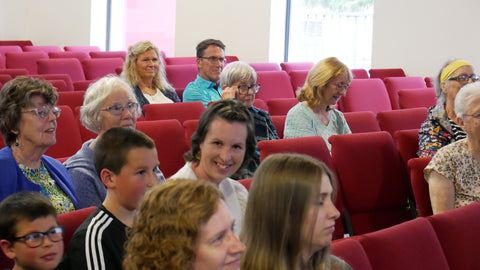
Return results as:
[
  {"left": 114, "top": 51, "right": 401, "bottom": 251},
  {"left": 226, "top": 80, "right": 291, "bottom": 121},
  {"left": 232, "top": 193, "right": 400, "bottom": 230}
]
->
[
  {"left": 123, "top": 179, "right": 245, "bottom": 270},
  {"left": 121, "top": 40, "right": 180, "bottom": 113},
  {"left": 241, "top": 153, "right": 351, "bottom": 270},
  {"left": 284, "top": 57, "right": 352, "bottom": 152}
]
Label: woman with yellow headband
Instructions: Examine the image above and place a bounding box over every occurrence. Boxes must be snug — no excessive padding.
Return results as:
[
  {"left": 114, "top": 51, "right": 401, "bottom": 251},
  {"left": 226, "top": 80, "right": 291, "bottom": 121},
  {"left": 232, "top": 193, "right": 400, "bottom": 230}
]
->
[{"left": 418, "top": 59, "right": 479, "bottom": 157}]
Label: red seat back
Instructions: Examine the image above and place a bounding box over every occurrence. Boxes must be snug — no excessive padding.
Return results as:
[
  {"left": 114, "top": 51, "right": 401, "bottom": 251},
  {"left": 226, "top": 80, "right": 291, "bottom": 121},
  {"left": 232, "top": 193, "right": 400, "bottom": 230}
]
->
[
  {"left": 341, "top": 78, "right": 392, "bottom": 114},
  {"left": 383, "top": 76, "right": 427, "bottom": 109},
  {"left": 44, "top": 106, "right": 83, "bottom": 159},
  {"left": 394, "top": 129, "right": 419, "bottom": 166},
  {"left": 288, "top": 70, "right": 308, "bottom": 92},
  {"left": 22, "top": 45, "right": 63, "bottom": 53},
  {"left": 143, "top": 101, "right": 205, "bottom": 123},
  {"left": 49, "top": 51, "right": 91, "bottom": 61},
  {"left": 255, "top": 71, "right": 295, "bottom": 102},
  {"left": 280, "top": 61, "right": 314, "bottom": 73},
  {"left": 248, "top": 62, "right": 280, "bottom": 72},
  {"left": 6, "top": 51, "right": 48, "bottom": 74},
  {"left": 165, "top": 56, "right": 196, "bottom": 65},
  {"left": 358, "top": 217, "right": 449, "bottom": 270},
  {"left": 31, "top": 74, "right": 74, "bottom": 91},
  {"left": 64, "top": 46, "right": 101, "bottom": 53},
  {"left": 81, "top": 58, "right": 124, "bottom": 80},
  {"left": 57, "top": 206, "right": 96, "bottom": 253},
  {"left": 398, "top": 88, "right": 436, "bottom": 109},
  {"left": 351, "top": 68, "right": 369, "bottom": 79},
  {"left": 89, "top": 51, "right": 126, "bottom": 60},
  {"left": 270, "top": 115, "right": 286, "bottom": 139},
  {"left": 37, "top": 58, "right": 86, "bottom": 82},
  {"left": 343, "top": 111, "right": 381, "bottom": 133},
  {"left": 136, "top": 119, "right": 189, "bottom": 178},
  {"left": 331, "top": 238, "right": 373, "bottom": 270},
  {"left": 330, "top": 132, "right": 413, "bottom": 235},
  {"left": 266, "top": 98, "right": 298, "bottom": 116},
  {"left": 377, "top": 107, "right": 427, "bottom": 137},
  {"left": 427, "top": 202, "right": 480, "bottom": 269},
  {"left": 368, "top": 68, "right": 406, "bottom": 79},
  {"left": 408, "top": 157, "right": 433, "bottom": 217},
  {"left": 57, "top": 91, "right": 86, "bottom": 112},
  {"left": 165, "top": 64, "right": 198, "bottom": 90}
]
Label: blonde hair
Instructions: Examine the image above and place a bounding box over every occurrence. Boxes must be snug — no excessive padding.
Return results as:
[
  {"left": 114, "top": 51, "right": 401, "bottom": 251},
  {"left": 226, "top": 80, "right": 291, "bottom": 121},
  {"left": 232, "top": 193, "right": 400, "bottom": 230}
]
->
[
  {"left": 241, "top": 153, "right": 346, "bottom": 270},
  {"left": 297, "top": 57, "right": 352, "bottom": 109},
  {"left": 121, "top": 40, "right": 174, "bottom": 92},
  {"left": 123, "top": 179, "right": 224, "bottom": 270}
]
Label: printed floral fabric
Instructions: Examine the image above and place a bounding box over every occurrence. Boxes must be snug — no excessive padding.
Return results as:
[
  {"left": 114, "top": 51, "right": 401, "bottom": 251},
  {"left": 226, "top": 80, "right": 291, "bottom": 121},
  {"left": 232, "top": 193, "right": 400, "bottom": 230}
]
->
[
  {"left": 418, "top": 104, "right": 466, "bottom": 157},
  {"left": 20, "top": 162, "right": 75, "bottom": 213},
  {"left": 425, "top": 139, "right": 480, "bottom": 208}
]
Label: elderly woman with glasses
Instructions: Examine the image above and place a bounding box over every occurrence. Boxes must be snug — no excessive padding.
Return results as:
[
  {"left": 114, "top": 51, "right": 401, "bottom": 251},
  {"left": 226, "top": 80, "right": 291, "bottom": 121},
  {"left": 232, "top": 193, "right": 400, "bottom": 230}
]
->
[
  {"left": 219, "top": 61, "right": 279, "bottom": 179},
  {"left": 425, "top": 81, "right": 480, "bottom": 214},
  {"left": 418, "top": 59, "right": 478, "bottom": 157},
  {"left": 0, "top": 77, "right": 78, "bottom": 213},
  {"left": 284, "top": 57, "right": 352, "bottom": 152},
  {"left": 64, "top": 75, "right": 164, "bottom": 209}
]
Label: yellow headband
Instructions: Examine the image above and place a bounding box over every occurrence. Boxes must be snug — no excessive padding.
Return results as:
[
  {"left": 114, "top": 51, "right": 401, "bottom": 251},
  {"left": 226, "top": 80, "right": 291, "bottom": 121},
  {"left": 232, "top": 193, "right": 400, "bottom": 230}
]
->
[{"left": 440, "top": 59, "right": 471, "bottom": 82}]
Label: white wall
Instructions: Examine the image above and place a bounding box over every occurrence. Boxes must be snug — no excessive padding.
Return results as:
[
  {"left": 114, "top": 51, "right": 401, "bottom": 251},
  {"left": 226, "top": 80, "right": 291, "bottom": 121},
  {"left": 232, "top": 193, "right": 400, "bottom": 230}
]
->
[
  {"left": 0, "top": 0, "right": 479, "bottom": 77},
  {"left": 372, "top": 0, "right": 480, "bottom": 77},
  {"left": 0, "top": 0, "right": 91, "bottom": 47},
  {"left": 174, "top": 0, "right": 271, "bottom": 62}
]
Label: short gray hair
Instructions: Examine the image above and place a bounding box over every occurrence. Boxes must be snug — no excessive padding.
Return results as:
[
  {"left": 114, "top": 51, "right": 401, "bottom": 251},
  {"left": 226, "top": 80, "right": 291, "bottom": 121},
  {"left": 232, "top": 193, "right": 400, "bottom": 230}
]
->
[
  {"left": 80, "top": 75, "right": 141, "bottom": 133},
  {"left": 219, "top": 61, "right": 257, "bottom": 88},
  {"left": 454, "top": 81, "right": 480, "bottom": 118}
]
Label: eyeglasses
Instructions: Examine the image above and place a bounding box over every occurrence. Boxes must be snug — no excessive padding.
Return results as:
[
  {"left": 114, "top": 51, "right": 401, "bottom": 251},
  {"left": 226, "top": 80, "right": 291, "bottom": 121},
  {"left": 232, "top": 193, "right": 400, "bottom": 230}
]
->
[
  {"left": 237, "top": 83, "right": 260, "bottom": 95},
  {"left": 13, "top": 226, "right": 64, "bottom": 248},
  {"left": 330, "top": 81, "right": 350, "bottom": 91},
  {"left": 448, "top": 74, "right": 480, "bottom": 83},
  {"left": 464, "top": 112, "right": 480, "bottom": 119},
  {"left": 199, "top": 56, "right": 227, "bottom": 64},
  {"left": 22, "top": 106, "right": 61, "bottom": 119},
  {"left": 101, "top": 102, "right": 138, "bottom": 116}
]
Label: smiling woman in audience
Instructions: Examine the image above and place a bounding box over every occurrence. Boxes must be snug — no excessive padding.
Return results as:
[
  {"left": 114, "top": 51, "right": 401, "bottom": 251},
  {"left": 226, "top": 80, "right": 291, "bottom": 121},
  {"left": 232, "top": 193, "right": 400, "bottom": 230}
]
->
[
  {"left": 425, "top": 81, "right": 480, "bottom": 214},
  {"left": 418, "top": 59, "right": 478, "bottom": 157},
  {"left": 241, "top": 153, "right": 351, "bottom": 270},
  {"left": 171, "top": 99, "right": 256, "bottom": 235},
  {"left": 122, "top": 40, "right": 180, "bottom": 113},
  {"left": 0, "top": 76, "right": 77, "bottom": 213},
  {"left": 219, "top": 61, "right": 279, "bottom": 179},
  {"left": 64, "top": 75, "right": 165, "bottom": 209},
  {"left": 123, "top": 179, "right": 245, "bottom": 270},
  {"left": 284, "top": 57, "right": 352, "bottom": 152}
]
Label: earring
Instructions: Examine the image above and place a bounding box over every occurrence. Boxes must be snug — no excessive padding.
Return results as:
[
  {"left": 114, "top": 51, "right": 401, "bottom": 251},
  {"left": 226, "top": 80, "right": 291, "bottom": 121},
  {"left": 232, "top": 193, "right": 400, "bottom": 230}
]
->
[
  {"left": 195, "top": 150, "right": 202, "bottom": 160},
  {"left": 15, "top": 138, "right": 19, "bottom": 147}
]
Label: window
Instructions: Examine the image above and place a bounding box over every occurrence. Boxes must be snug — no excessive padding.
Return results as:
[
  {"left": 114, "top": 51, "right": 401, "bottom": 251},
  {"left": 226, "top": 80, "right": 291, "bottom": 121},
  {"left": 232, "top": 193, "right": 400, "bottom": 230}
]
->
[{"left": 285, "top": 0, "right": 373, "bottom": 68}]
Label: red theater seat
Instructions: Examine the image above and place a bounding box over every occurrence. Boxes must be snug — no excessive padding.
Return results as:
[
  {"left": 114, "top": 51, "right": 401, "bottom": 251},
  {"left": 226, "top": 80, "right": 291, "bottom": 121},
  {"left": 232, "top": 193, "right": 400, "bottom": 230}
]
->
[{"left": 136, "top": 119, "right": 189, "bottom": 178}]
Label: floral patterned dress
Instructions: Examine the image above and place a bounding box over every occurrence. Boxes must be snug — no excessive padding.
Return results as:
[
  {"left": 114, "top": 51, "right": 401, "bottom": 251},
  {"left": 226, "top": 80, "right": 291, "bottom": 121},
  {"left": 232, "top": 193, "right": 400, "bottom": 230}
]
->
[
  {"left": 425, "top": 139, "right": 480, "bottom": 208},
  {"left": 19, "top": 162, "right": 76, "bottom": 213}
]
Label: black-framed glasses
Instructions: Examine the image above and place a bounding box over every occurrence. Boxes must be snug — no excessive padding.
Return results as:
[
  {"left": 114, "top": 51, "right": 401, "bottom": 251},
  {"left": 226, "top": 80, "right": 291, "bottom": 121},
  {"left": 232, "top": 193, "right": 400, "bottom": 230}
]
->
[
  {"left": 22, "top": 106, "right": 61, "bottom": 119},
  {"left": 13, "top": 226, "right": 64, "bottom": 248},
  {"left": 448, "top": 74, "right": 480, "bottom": 83},
  {"left": 101, "top": 102, "right": 138, "bottom": 116},
  {"left": 199, "top": 56, "right": 227, "bottom": 64},
  {"left": 330, "top": 81, "right": 350, "bottom": 91},
  {"left": 237, "top": 83, "right": 260, "bottom": 95}
]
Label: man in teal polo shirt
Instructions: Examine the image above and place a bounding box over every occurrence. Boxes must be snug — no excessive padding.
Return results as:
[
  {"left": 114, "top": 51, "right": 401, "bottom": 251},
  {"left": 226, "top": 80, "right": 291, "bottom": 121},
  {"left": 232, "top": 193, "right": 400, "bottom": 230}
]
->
[{"left": 183, "top": 39, "right": 235, "bottom": 107}]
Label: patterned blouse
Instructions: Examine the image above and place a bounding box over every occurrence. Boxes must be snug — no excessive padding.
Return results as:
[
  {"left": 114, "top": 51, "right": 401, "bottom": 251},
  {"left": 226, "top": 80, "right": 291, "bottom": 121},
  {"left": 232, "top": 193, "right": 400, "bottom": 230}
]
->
[
  {"left": 424, "top": 139, "right": 480, "bottom": 209},
  {"left": 418, "top": 104, "right": 466, "bottom": 157},
  {"left": 19, "top": 162, "right": 76, "bottom": 214}
]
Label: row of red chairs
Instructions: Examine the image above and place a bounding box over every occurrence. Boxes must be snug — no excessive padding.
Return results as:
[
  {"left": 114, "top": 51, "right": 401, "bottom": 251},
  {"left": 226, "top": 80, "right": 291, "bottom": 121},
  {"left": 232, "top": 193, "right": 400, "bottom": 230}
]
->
[{"left": 331, "top": 202, "right": 480, "bottom": 270}]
